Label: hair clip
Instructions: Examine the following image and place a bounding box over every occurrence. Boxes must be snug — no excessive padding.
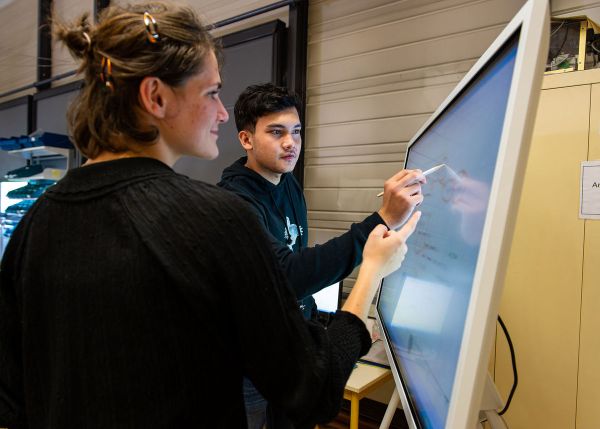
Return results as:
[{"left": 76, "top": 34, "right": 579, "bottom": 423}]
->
[
  {"left": 100, "top": 56, "right": 115, "bottom": 92},
  {"left": 143, "top": 12, "right": 160, "bottom": 43},
  {"left": 82, "top": 32, "right": 91, "bottom": 48}
]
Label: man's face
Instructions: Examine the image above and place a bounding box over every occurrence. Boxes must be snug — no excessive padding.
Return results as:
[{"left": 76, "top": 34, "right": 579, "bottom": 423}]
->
[{"left": 240, "top": 107, "right": 302, "bottom": 184}]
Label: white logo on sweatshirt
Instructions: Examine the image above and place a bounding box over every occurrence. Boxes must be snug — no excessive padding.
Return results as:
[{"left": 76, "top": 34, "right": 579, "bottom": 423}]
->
[{"left": 284, "top": 216, "right": 303, "bottom": 250}]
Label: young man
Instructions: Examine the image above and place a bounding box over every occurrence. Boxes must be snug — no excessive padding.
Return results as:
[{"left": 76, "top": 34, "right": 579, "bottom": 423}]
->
[{"left": 218, "top": 83, "right": 425, "bottom": 428}]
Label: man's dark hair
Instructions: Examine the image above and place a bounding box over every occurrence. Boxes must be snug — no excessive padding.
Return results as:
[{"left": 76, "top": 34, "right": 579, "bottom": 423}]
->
[{"left": 234, "top": 83, "right": 302, "bottom": 132}]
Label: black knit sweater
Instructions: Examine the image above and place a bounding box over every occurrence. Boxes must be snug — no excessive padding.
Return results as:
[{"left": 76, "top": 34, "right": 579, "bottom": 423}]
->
[{"left": 0, "top": 158, "right": 371, "bottom": 429}]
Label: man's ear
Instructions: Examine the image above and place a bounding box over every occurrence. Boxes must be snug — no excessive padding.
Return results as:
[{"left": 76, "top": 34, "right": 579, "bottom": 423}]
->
[
  {"left": 139, "top": 76, "right": 170, "bottom": 119},
  {"left": 238, "top": 130, "right": 253, "bottom": 151}
]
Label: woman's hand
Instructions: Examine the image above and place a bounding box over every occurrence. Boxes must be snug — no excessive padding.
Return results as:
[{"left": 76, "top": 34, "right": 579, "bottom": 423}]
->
[
  {"left": 362, "top": 211, "right": 421, "bottom": 279},
  {"left": 342, "top": 211, "right": 421, "bottom": 322}
]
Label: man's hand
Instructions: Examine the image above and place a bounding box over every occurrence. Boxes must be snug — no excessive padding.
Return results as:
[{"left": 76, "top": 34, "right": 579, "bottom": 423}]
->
[{"left": 378, "top": 169, "right": 425, "bottom": 230}]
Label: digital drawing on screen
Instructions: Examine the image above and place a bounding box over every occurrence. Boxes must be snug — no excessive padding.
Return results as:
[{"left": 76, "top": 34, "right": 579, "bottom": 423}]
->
[{"left": 375, "top": 1, "right": 549, "bottom": 428}]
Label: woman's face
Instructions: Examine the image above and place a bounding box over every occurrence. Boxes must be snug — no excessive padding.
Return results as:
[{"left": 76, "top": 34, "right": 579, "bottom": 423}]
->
[{"left": 161, "top": 50, "right": 229, "bottom": 162}]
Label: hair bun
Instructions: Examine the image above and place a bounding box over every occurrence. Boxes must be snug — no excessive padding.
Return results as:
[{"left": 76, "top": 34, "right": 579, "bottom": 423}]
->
[{"left": 53, "top": 13, "right": 92, "bottom": 60}]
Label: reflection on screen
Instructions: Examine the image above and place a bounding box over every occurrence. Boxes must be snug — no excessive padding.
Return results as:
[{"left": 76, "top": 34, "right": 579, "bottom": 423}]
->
[
  {"left": 378, "top": 34, "right": 519, "bottom": 428},
  {"left": 313, "top": 282, "right": 340, "bottom": 313}
]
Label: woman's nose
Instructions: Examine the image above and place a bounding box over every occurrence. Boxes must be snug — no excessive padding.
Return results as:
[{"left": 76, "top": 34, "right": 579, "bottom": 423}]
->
[{"left": 217, "top": 98, "right": 229, "bottom": 123}]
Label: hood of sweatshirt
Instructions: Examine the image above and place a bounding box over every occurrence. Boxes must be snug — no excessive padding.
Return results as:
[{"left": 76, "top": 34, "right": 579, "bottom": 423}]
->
[
  {"left": 218, "top": 157, "right": 307, "bottom": 250},
  {"left": 219, "top": 157, "right": 274, "bottom": 195}
]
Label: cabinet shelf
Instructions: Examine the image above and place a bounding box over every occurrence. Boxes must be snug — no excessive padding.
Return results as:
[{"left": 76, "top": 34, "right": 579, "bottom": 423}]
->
[
  {"left": 4, "top": 168, "right": 66, "bottom": 182},
  {"left": 8, "top": 145, "right": 72, "bottom": 159}
]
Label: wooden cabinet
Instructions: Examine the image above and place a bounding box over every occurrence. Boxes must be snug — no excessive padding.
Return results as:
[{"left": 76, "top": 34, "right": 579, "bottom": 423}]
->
[
  {"left": 576, "top": 83, "right": 600, "bottom": 429},
  {"left": 494, "top": 69, "right": 600, "bottom": 429}
]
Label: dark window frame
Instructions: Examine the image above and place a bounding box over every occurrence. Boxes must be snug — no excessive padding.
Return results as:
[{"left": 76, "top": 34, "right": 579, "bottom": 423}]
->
[
  {"left": 0, "top": 95, "right": 34, "bottom": 135},
  {"left": 31, "top": 80, "right": 83, "bottom": 133},
  {"left": 220, "top": 20, "right": 287, "bottom": 87}
]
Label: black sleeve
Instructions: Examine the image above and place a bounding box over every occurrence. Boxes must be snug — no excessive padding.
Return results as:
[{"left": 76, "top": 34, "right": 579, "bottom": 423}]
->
[
  {"left": 272, "top": 212, "right": 384, "bottom": 299},
  {"left": 0, "top": 216, "right": 28, "bottom": 429},
  {"left": 233, "top": 191, "right": 385, "bottom": 299}
]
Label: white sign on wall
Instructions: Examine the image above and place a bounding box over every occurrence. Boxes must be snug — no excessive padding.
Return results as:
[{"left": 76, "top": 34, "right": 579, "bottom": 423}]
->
[{"left": 580, "top": 161, "right": 600, "bottom": 219}]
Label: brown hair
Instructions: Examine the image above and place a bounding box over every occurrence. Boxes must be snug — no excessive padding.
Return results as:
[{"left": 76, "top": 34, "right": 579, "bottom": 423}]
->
[{"left": 54, "top": 2, "right": 220, "bottom": 159}]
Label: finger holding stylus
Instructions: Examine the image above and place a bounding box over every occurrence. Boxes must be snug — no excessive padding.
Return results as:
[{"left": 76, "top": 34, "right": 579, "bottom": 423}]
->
[{"left": 377, "top": 169, "right": 425, "bottom": 230}]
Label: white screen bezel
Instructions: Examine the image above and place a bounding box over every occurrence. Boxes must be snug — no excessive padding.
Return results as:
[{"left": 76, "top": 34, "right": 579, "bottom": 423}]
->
[{"left": 375, "top": 1, "right": 549, "bottom": 427}]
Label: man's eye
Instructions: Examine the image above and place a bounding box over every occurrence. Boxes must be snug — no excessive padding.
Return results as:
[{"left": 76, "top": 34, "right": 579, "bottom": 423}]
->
[
  {"left": 270, "top": 130, "right": 282, "bottom": 136},
  {"left": 293, "top": 129, "right": 301, "bottom": 135}
]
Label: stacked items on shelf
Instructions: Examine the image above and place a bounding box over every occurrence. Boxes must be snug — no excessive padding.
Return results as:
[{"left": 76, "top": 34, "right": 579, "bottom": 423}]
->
[
  {"left": 0, "top": 132, "right": 71, "bottom": 246},
  {"left": 1, "top": 177, "right": 57, "bottom": 240},
  {"left": 0, "top": 131, "right": 73, "bottom": 150},
  {"left": 4, "top": 164, "right": 66, "bottom": 181}
]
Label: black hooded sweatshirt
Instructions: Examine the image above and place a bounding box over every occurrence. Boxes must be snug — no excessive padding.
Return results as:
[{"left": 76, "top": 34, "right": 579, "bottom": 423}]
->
[{"left": 218, "top": 157, "right": 386, "bottom": 319}]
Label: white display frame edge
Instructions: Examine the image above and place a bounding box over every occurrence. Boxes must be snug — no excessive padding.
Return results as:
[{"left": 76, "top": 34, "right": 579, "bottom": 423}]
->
[{"left": 375, "top": 0, "right": 550, "bottom": 427}]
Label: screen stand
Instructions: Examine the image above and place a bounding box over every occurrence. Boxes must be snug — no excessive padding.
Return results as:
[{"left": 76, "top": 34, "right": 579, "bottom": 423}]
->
[
  {"left": 378, "top": 374, "right": 507, "bottom": 429},
  {"left": 477, "top": 374, "right": 508, "bottom": 429},
  {"left": 378, "top": 389, "right": 400, "bottom": 429}
]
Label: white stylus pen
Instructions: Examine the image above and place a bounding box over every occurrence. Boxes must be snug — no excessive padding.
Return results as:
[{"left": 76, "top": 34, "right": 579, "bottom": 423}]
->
[{"left": 376, "top": 163, "right": 447, "bottom": 197}]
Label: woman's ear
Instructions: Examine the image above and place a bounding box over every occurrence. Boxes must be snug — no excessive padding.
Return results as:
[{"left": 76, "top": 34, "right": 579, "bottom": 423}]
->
[
  {"left": 238, "top": 130, "right": 253, "bottom": 151},
  {"left": 139, "top": 76, "right": 169, "bottom": 119}
]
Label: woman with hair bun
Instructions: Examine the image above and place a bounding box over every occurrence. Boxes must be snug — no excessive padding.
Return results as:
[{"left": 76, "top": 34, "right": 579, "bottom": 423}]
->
[{"left": 0, "top": 2, "right": 419, "bottom": 428}]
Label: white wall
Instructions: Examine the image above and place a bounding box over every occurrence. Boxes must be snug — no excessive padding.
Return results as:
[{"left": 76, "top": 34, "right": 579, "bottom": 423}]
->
[
  {"left": 0, "top": 0, "right": 38, "bottom": 97},
  {"left": 552, "top": 0, "right": 600, "bottom": 22}
]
